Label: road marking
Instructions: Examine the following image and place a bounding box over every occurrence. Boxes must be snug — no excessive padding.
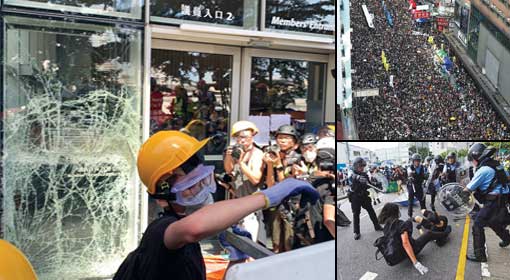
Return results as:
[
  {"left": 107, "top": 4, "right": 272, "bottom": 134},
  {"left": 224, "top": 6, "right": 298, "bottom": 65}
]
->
[
  {"left": 455, "top": 215, "right": 471, "bottom": 280},
  {"left": 481, "top": 262, "right": 490, "bottom": 278},
  {"left": 359, "top": 271, "right": 378, "bottom": 280}
]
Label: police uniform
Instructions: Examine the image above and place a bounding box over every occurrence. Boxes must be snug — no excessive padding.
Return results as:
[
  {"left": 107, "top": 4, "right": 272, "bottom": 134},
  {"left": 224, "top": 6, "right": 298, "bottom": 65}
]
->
[
  {"left": 466, "top": 159, "right": 510, "bottom": 261},
  {"left": 349, "top": 170, "right": 382, "bottom": 239},
  {"left": 443, "top": 162, "right": 460, "bottom": 184},
  {"left": 427, "top": 160, "right": 444, "bottom": 211},
  {"left": 407, "top": 164, "right": 427, "bottom": 217}
]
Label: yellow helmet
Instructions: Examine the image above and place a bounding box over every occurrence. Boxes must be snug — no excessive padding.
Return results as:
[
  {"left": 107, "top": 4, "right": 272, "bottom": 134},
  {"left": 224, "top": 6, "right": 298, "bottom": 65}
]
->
[
  {"left": 0, "top": 240, "right": 37, "bottom": 280},
  {"left": 231, "top": 121, "right": 258, "bottom": 137},
  {"left": 137, "top": 131, "right": 209, "bottom": 195}
]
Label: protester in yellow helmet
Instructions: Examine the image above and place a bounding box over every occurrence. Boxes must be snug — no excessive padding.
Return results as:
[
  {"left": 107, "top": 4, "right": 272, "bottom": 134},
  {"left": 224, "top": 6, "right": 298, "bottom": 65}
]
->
[
  {"left": 113, "top": 130, "right": 319, "bottom": 280},
  {"left": 0, "top": 240, "right": 38, "bottom": 280}
]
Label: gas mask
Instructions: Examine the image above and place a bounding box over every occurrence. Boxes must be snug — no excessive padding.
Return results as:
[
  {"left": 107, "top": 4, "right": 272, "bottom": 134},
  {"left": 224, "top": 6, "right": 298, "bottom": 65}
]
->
[{"left": 303, "top": 150, "right": 317, "bottom": 163}]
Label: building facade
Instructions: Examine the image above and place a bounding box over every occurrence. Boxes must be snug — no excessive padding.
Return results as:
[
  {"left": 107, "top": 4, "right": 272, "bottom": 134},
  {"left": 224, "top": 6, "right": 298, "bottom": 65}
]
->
[
  {"left": 0, "top": 0, "right": 335, "bottom": 278},
  {"left": 466, "top": 0, "right": 510, "bottom": 99},
  {"left": 337, "top": 0, "right": 357, "bottom": 139}
]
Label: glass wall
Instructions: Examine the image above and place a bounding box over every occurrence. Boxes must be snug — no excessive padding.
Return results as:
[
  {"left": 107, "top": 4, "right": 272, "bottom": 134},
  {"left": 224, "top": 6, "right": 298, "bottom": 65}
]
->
[
  {"left": 265, "top": 0, "right": 335, "bottom": 36},
  {"left": 151, "top": 0, "right": 259, "bottom": 29},
  {"left": 4, "top": 0, "right": 142, "bottom": 19},
  {"left": 2, "top": 16, "right": 142, "bottom": 279},
  {"left": 249, "top": 57, "right": 326, "bottom": 137},
  {"left": 150, "top": 49, "right": 232, "bottom": 156}
]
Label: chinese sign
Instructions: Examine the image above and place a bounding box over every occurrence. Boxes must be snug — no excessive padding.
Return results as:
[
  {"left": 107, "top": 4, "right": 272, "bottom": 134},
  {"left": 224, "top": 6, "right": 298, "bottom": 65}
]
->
[
  {"left": 151, "top": 0, "right": 244, "bottom": 26},
  {"left": 436, "top": 17, "right": 449, "bottom": 31},
  {"left": 265, "top": 0, "right": 334, "bottom": 35},
  {"left": 413, "top": 10, "right": 431, "bottom": 19}
]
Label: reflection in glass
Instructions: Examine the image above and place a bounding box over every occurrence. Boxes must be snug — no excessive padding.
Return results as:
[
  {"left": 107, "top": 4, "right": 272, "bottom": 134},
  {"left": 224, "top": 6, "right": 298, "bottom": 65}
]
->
[
  {"left": 250, "top": 57, "right": 326, "bottom": 135},
  {"left": 265, "top": 0, "right": 334, "bottom": 35},
  {"left": 151, "top": 49, "right": 232, "bottom": 156},
  {"left": 151, "top": 0, "right": 258, "bottom": 29},
  {"left": 4, "top": 0, "right": 142, "bottom": 18},
  {"left": 2, "top": 16, "right": 142, "bottom": 279}
]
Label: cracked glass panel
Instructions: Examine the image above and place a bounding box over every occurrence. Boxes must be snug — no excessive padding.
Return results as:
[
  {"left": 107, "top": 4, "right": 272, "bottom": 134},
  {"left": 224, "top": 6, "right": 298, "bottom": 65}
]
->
[
  {"left": 2, "top": 16, "right": 142, "bottom": 279},
  {"left": 250, "top": 57, "right": 326, "bottom": 135}
]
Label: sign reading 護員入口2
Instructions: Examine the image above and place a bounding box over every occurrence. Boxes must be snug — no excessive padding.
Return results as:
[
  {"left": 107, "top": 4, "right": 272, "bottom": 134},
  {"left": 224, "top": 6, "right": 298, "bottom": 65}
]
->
[
  {"left": 266, "top": 0, "right": 334, "bottom": 35},
  {"left": 151, "top": 0, "right": 244, "bottom": 26}
]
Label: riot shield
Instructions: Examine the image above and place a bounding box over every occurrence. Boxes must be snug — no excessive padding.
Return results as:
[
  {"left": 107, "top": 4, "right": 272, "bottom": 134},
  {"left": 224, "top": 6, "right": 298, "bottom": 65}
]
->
[{"left": 438, "top": 182, "right": 475, "bottom": 218}]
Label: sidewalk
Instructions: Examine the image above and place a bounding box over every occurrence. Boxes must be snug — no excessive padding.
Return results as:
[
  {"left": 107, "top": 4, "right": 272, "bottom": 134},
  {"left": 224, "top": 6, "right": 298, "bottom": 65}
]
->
[
  {"left": 483, "top": 228, "right": 510, "bottom": 280},
  {"left": 444, "top": 32, "right": 510, "bottom": 126}
]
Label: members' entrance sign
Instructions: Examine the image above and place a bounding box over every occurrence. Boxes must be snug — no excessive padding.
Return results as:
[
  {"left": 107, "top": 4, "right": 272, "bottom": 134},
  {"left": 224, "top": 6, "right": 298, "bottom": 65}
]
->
[{"left": 269, "top": 16, "right": 334, "bottom": 32}]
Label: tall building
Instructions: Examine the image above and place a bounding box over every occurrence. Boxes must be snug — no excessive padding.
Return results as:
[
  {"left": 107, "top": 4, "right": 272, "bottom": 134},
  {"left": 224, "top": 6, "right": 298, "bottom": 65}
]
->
[
  {"left": 337, "top": 0, "right": 357, "bottom": 139},
  {"left": 374, "top": 143, "right": 411, "bottom": 164},
  {"left": 0, "top": 1, "right": 335, "bottom": 278},
  {"left": 466, "top": 0, "right": 510, "bottom": 99}
]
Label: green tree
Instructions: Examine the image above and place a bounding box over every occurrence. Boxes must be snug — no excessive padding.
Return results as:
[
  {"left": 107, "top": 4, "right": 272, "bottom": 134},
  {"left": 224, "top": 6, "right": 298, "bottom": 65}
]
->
[{"left": 409, "top": 145, "right": 431, "bottom": 160}]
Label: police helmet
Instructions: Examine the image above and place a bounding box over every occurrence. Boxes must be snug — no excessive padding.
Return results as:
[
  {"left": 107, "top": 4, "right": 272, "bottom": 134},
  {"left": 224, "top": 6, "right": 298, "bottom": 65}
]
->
[
  {"left": 425, "top": 156, "right": 433, "bottom": 163},
  {"left": 434, "top": 155, "right": 444, "bottom": 164},
  {"left": 447, "top": 152, "right": 456, "bottom": 160},
  {"left": 352, "top": 157, "right": 367, "bottom": 171},
  {"left": 411, "top": 153, "right": 422, "bottom": 162},
  {"left": 467, "top": 143, "right": 496, "bottom": 162}
]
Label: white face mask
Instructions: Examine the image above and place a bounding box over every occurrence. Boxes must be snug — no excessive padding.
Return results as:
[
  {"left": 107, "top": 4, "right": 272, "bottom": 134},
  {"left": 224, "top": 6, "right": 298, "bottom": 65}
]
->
[
  {"left": 303, "top": 150, "right": 317, "bottom": 163},
  {"left": 184, "top": 193, "right": 214, "bottom": 215}
]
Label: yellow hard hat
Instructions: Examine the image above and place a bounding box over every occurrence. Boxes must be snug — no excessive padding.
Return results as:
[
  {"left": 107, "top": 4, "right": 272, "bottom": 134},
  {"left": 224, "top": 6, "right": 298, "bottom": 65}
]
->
[
  {"left": 231, "top": 121, "right": 258, "bottom": 137},
  {"left": 0, "top": 240, "right": 37, "bottom": 280},
  {"left": 137, "top": 131, "right": 209, "bottom": 195}
]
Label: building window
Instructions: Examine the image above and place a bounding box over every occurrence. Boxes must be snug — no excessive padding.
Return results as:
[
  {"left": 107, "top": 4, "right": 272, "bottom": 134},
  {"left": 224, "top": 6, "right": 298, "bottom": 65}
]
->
[
  {"left": 150, "top": 0, "right": 258, "bottom": 29},
  {"left": 249, "top": 57, "right": 326, "bottom": 136},
  {"left": 265, "top": 0, "right": 334, "bottom": 36},
  {"left": 2, "top": 16, "right": 142, "bottom": 279},
  {"left": 4, "top": 0, "right": 142, "bottom": 19},
  {"left": 150, "top": 49, "right": 232, "bottom": 156}
]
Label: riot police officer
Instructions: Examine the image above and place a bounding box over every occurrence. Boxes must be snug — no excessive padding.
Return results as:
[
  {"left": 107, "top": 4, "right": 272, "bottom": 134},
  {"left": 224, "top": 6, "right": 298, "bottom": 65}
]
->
[
  {"left": 426, "top": 155, "right": 445, "bottom": 211},
  {"left": 464, "top": 143, "right": 510, "bottom": 262},
  {"left": 407, "top": 154, "right": 427, "bottom": 217},
  {"left": 443, "top": 152, "right": 460, "bottom": 184},
  {"left": 348, "top": 157, "right": 383, "bottom": 240}
]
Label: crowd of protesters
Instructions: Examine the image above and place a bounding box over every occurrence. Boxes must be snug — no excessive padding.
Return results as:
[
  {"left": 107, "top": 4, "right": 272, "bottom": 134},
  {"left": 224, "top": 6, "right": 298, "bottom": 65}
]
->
[{"left": 350, "top": 0, "right": 510, "bottom": 139}]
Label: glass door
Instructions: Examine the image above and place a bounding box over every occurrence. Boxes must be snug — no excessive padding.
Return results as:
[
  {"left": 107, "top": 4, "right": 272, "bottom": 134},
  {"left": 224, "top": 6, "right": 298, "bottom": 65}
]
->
[{"left": 240, "top": 48, "right": 329, "bottom": 141}]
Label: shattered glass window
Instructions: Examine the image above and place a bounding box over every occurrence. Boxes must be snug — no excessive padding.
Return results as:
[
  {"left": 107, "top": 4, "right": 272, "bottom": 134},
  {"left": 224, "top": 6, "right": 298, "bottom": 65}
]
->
[
  {"left": 4, "top": 0, "right": 142, "bottom": 19},
  {"left": 2, "top": 16, "right": 142, "bottom": 279}
]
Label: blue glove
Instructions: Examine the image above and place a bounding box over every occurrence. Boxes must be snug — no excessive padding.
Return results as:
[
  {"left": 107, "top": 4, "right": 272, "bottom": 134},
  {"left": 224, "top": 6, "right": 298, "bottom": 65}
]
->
[
  {"left": 219, "top": 225, "right": 252, "bottom": 261},
  {"left": 258, "top": 178, "right": 319, "bottom": 209}
]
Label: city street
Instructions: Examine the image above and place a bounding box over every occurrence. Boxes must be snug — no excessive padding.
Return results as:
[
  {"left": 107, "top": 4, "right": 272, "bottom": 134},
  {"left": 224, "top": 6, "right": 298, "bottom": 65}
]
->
[{"left": 337, "top": 191, "right": 491, "bottom": 280}]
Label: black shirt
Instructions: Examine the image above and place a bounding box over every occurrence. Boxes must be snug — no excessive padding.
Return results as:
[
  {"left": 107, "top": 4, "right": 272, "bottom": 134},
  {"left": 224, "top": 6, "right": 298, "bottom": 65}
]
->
[{"left": 113, "top": 211, "right": 206, "bottom": 280}]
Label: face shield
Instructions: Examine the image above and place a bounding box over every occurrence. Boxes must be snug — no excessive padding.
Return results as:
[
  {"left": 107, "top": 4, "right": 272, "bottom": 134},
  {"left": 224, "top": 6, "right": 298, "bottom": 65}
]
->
[{"left": 157, "top": 164, "right": 216, "bottom": 206}]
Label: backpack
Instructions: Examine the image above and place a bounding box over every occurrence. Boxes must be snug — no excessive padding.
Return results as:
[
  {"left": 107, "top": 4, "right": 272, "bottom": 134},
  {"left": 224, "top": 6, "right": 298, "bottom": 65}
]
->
[{"left": 373, "top": 219, "right": 406, "bottom": 266}]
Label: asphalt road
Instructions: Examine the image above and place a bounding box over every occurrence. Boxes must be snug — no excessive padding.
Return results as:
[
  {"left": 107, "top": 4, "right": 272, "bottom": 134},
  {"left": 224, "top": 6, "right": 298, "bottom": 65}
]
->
[{"left": 337, "top": 191, "right": 482, "bottom": 280}]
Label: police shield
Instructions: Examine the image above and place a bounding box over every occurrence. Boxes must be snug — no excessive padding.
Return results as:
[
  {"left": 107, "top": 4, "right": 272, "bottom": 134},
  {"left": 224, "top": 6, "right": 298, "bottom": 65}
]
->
[
  {"left": 438, "top": 183, "right": 475, "bottom": 218},
  {"left": 372, "top": 173, "right": 389, "bottom": 191},
  {"left": 455, "top": 166, "right": 470, "bottom": 186}
]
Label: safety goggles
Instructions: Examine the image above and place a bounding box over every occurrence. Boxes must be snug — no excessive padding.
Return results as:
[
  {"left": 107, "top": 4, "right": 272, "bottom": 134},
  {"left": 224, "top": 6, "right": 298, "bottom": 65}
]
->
[{"left": 171, "top": 164, "right": 217, "bottom": 206}]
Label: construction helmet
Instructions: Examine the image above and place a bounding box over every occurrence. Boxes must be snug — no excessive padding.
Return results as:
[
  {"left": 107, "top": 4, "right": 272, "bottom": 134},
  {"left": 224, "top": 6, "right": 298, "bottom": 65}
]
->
[
  {"left": 231, "top": 121, "right": 259, "bottom": 137},
  {"left": 275, "top": 125, "right": 298, "bottom": 140},
  {"left": 0, "top": 240, "right": 37, "bottom": 280},
  {"left": 137, "top": 131, "right": 209, "bottom": 195},
  {"left": 301, "top": 133, "right": 318, "bottom": 145}
]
